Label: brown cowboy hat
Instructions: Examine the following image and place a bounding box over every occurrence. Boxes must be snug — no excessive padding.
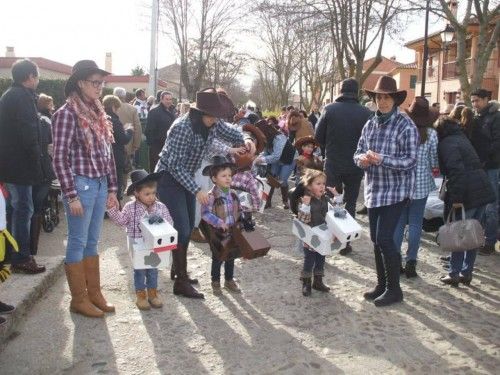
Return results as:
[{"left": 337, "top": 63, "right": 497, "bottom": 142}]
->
[
  {"left": 294, "top": 135, "right": 319, "bottom": 151},
  {"left": 192, "top": 88, "right": 235, "bottom": 118},
  {"left": 242, "top": 124, "right": 266, "bottom": 154},
  {"left": 405, "top": 96, "right": 440, "bottom": 127},
  {"left": 64, "top": 60, "right": 110, "bottom": 97},
  {"left": 364, "top": 75, "right": 407, "bottom": 107}
]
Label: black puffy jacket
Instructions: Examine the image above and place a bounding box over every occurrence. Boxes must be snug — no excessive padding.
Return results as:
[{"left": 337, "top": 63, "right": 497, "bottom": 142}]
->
[
  {"left": 470, "top": 101, "right": 500, "bottom": 170},
  {"left": 438, "top": 120, "right": 495, "bottom": 210},
  {"left": 0, "top": 84, "right": 44, "bottom": 185}
]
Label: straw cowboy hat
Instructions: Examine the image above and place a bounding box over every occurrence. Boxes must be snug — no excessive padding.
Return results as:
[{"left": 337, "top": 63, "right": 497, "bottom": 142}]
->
[
  {"left": 294, "top": 135, "right": 320, "bottom": 151},
  {"left": 364, "top": 75, "right": 407, "bottom": 107},
  {"left": 191, "top": 89, "right": 235, "bottom": 118},
  {"left": 126, "top": 169, "right": 162, "bottom": 196},
  {"left": 405, "top": 96, "right": 440, "bottom": 127},
  {"left": 64, "top": 60, "right": 110, "bottom": 97},
  {"left": 202, "top": 156, "right": 236, "bottom": 177}
]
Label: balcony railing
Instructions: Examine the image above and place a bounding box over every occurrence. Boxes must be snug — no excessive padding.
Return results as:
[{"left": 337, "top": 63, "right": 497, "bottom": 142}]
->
[
  {"left": 417, "top": 64, "right": 439, "bottom": 83},
  {"left": 442, "top": 58, "right": 472, "bottom": 79}
]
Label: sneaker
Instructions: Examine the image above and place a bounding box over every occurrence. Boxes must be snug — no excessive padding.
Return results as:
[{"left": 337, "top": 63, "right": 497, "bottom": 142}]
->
[
  {"left": 339, "top": 244, "right": 353, "bottom": 256},
  {"left": 224, "top": 280, "right": 241, "bottom": 293},
  {"left": 479, "top": 244, "right": 495, "bottom": 256},
  {"left": 211, "top": 281, "right": 223, "bottom": 295},
  {"left": 11, "top": 257, "right": 46, "bottom": 274},
  {"left": 0, "top": 301, "right": 15, "bottom": 314}
]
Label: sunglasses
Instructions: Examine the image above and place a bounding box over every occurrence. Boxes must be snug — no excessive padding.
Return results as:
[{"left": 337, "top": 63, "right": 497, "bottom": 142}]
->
[{"left": 84, "top": 80, "right": 105, "bottom": 88}]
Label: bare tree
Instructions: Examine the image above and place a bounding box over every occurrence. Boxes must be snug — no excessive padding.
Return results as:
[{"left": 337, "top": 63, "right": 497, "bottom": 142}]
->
[
  {"left": 131, "top": 65, "right": 146, "bottom": 76},
  {"left": 160, "top": 0, "right": 238, "bottom": 100},
  {"left": 205, "top": 42, "right": 248, "bottom": 89}
]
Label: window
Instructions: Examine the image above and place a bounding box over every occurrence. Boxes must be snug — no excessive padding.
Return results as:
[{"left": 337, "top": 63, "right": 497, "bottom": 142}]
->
[{"left": 410, "top": 75, "right": 417, "bottom": 89}]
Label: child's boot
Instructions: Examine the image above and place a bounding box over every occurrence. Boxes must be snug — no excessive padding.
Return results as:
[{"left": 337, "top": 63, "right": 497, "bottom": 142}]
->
[
  {"left": 224, "top": 279, "right": 241, "bottom": 293},
  {"left": 147, "top": 288, "right": 163, "bottom": 308},
  {"left": 312, "top": 275, "right": 330, "bottom": 292},
  {"left": 136, "top": 290, "right": 151, "bottom": 310},
  {"left": 302, "top": 277, "right": 312, "bottom": 296},
  {"left": 211, "top": 281, "right": 223, "bottom": 296}
]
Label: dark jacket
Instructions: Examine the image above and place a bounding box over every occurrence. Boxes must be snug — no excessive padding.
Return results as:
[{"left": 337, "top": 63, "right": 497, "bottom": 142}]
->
[
  {"left": 0, "top": 84, "right": 44, "bottom": 185},
  {"left": 107, "top": 111, "right": 133, "bottom": 173},
  {"left": 145, "top": 103, "right": 176, "bottom": 147},
  {"left": 315, "top": 96, "right": 372, "bottom": 175},
  {"left": 470, "top": 101, "right": 500, "bottom": 170},
  {"left": 38, "top": 111, "right": 56, "bottom": 182},
  {"left": 308, "top": 112, "right": 320, "bottom": 129},
  {"left": 438, "top": 120, "right": 495, "bottom": 211}
]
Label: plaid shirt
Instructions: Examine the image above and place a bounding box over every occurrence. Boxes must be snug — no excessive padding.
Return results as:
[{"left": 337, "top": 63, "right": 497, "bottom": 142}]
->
[
  {"left": 155, "top": 115, "right": 244, "bottom": 195},
  {"left": 231, "top": 170, "right": 261, "bottom": 211},
  {"left": 107, "top": 199, "right": 172, "bottom": 239},
  {"left": 201, "top": 186, "right": 240, "bottom": 228},
  {"left": 52, "top": 103, "right": 117, "bottom": 200},
  {"left": 414, "top": 128, "right": 439, "bottom": 199},
  {"left": 354, "top": 109, "right": 418, "bottom": 208}
]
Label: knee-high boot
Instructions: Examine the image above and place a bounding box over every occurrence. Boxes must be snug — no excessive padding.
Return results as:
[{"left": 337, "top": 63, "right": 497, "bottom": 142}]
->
[
  {"left": 65, "top": 262, "right": 104, "bottom": 318},
  {"left": 374, "top": 252, "right": 404, "bottom": 307},
  {"left": 280, "top": 187, "right": 290, "bottom": 209},
  {"left": 172, "top": 245, "right": 204, "bottom": 299},
  {"left": 363, "top": 246, "right": 386, "bottom": 300},
  {"left": 83, "top": 255, "right": 115, "bottom": 313}
]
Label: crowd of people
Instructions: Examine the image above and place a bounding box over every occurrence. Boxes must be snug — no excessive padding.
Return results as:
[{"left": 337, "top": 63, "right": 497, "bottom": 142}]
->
[{"left": 0, "top": 57, "right": 498, "bottom": 323}]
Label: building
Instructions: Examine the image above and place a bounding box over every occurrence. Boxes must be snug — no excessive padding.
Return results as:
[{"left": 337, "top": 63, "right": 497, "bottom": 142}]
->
[
  {"left": 157, "top": 62, "right": 185, "bottom": 100},
  {"left": 103, "top": 75, "right": 168, "bottom": 96},
  {"left": 0, "top": 47, "right": 72, "bottom": 80},
  {"left": 405, "top": 3, "right": 499, "bottom": 108},
  {"left": 388, "top": 62, "right": 419, "bottom": 109}
]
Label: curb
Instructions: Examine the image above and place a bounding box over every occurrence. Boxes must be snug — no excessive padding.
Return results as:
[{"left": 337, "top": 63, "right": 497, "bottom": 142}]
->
[{"left": 0, "top": 256, "right": 65, "bottom": 345}]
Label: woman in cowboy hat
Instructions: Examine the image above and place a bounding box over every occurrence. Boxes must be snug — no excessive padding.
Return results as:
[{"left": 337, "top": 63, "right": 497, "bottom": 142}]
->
[
  {"left": 354, "top": 75, "right": 419, "bottom": 307},
  {"left": 52, "top": 60, "right": 119, "bottom": 318},
  {"left": 393, "top": 97, "right": 439, "bottom": 278},
  {"left": 155, "top": 88, "right": 253, "bottom": 299}
]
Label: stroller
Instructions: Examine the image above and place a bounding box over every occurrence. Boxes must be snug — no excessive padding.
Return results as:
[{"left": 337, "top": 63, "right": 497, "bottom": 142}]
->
[{"left": 42, "top": 180, "right": 61, "bottom": 233}]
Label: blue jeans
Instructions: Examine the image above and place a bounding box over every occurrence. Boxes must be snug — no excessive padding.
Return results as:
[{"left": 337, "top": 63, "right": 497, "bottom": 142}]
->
[
  {"left": 63, "top": 175, "right": 108, "bottom": 264},
  {"left": 270, "top": 160, "right": 296, "bottom": 188},
  {"left": 368, "top": 200, "right": 407, "bottom": 258},
  {"left": 484, "top": 168, "right": 499, "bottom": 245},
  {"left": 134, "top": 268, "right": 158, "bottom": 291},
  {"left": 211, "top": 256, "right": 234, "bottom": 281},
  {"left": 6, "top": 184, "right": 34, "bottom": 264},
  {"left": 157, "top": 171, "right": 196, "bottom": 249},
  {"left": 394, "top": 197, "right": 428, "bottom": 261},
  {"left": 302, "top": 247, "right": 326, "bottom": 277},
  {"left": 449, "top": 205, "right": 486, "bottom": 277}
]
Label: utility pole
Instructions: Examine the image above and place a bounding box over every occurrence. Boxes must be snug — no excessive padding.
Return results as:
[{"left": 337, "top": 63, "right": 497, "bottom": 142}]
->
[
  {"left": 421, "top": 0, "right": 430, "bottom": 97},
  {"left": 148, "top": 0, "right": 159, "bottom": 96}
]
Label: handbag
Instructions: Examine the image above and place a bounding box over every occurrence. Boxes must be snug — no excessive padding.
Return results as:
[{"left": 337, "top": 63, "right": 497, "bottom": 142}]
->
[
  {"left": 438, "top": 178, "right": 447, "bottom": 201},
  {"left": 436, "top": 204, "right": 484, "bottom": 252}
]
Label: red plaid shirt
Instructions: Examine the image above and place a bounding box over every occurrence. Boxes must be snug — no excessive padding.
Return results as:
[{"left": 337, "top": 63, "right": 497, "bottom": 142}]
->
[{"left": 52, "top": 103, "right": 118, "bottom": 199}]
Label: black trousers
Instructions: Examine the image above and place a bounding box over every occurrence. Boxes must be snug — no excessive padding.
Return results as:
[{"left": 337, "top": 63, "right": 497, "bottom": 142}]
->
[{"left": 327, "top": 173, "right": 363, "bottom": 218}]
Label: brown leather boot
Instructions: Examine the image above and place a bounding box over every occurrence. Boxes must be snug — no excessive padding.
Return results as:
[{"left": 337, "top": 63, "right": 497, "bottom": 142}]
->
[
  {"left": 172, "top": 245, "right": 204, "bottom": 299},
  {"left": 136, "top": 290, "right": 151, "bottom": 310},
  {"left": 65, "top": 262, "right": 104, "bottom": 318},
  {"left": 83, "top": 256, "right": 115, "bottom": 313},
  {"left": 147, "top": 288, "right": 163, "bottom": 308},
  {"left": 280, "top": 187, "right": 290, "bottom": 209},
  {"left": 190, "top": 228, "right": 207, "bottom": 243},
  {"left": 29, "top": 214, "right": 42, "bottom": 256}
]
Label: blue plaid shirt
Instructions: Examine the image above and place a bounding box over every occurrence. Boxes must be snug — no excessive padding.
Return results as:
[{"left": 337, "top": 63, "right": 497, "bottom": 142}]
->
[
  {"left": 414, "top": 128, "right": 439, "bottom": 199},
  {"left": 354, "top": 109, "right": 419, "bottom": 208},
  {"left": 155, "top": 115, "right": 244, "bottom": 194}
]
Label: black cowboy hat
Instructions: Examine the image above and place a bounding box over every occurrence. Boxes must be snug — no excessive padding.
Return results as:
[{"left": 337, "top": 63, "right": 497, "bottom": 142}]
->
[
  {"left": 364, "top": 75, "right": 407, "bottom": 107},
  {"left": 405, "top": 96, "right": 440, "bottom": 127},
  {"left": 64, "top": 60, "right": 110, "bottom": 98},
  {"left": 202, "top": 156, "right": 236, "bottom": 176},
  {"left": 191, "top": 88, "right": 235, "bottom": 118},
  {"left": 126, "top": 169, "right": 162, "bottom": 196}
]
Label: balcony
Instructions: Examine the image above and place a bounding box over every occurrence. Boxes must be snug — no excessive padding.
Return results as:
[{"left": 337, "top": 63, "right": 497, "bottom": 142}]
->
[
  {"left": 417, "top": 63, "right": 439, "bottom": 83},
  {"left": 442, "top": 58, "right": 472, "bottom": 79}
]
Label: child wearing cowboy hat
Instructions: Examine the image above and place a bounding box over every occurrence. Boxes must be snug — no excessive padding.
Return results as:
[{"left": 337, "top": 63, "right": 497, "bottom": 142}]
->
[
  {"left": 200, "top": 156, "right": 244, "bottom": 295},
  {"left": 294, "top": 135, "right": 324, "bottom": 183},
  {"left": 107, "top": 170, "right": 173, "bottom": 310}
]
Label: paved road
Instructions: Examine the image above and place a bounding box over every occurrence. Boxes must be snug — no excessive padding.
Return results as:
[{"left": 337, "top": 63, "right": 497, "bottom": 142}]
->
[{"left": 0, "top": 196, "right": 499, "bottom": 374}]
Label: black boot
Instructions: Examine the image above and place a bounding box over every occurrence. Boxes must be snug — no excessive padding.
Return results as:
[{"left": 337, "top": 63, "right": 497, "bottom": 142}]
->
[
  {"left": 398, "top": 253, "right": 405, "bottom": 274},
  {"left": 172, "top": 245, "right": 204, "bottom": 299},
  {"left": 374, "top": 253, "right": 404, "bottom": 307},
  {"left": 312, "top": 275, "right": 330, "bottom": 292},
  {"left": 363, "top": 246, "right": 386, "bottom": 300},
  {"left": 280, "top": 187, "right": 290, "bottom": 209},
  {"left": 264, "top": 187, "right": 274, "bottom": 209},
  {"left": 405, "top": 259, "right": 418, "bottom": 278},
  {"left": 29, "top": 214, "right": 42, "bottom": 256},
  {"left": 302, "top": 277, "right": 312, "bottom": 296}
]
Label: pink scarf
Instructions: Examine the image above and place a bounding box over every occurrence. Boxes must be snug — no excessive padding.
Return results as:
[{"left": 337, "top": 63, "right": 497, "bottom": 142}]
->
[{"left": 66, "top": 93, "right": 114, "bottom": 151}]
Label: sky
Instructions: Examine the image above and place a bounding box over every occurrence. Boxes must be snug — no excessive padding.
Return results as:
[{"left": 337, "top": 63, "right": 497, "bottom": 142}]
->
[{"left": 1, "top": 0, "right": 446, "bottom": 88}]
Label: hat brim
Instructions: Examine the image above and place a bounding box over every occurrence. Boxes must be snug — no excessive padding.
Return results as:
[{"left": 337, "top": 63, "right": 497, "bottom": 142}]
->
[
  {"left": 364, "top": 89, "right": 407, "bottom": 107},
  {"left": 191, "top": 93, "right": 235, "bottom": 118},
  {"left": 64, "top": 67, "right": 110, "bottom": 97},
  {"left": 295, "top": 136, "right": 320, "bottom": 151},
  {"left": 202, "top": 162, "right": 236, "bottom": 176},
  {"left": 405, "top": 108, "right": 440, "bottom": 127},
  {"left": 242, "top": 124, "right": 267, "bottom": 154},
  {"left": 126, "top": 171, "right": 163, "bottom": 196}
]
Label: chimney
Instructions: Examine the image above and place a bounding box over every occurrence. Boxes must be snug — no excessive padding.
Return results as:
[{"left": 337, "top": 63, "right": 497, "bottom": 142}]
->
[
  {"left": 105, "top": 52, "right": 112, "bottom": 73},
  {"left": 447, "top": 1, "right": 458, "bottom": 20},
  {"left": 6, "top": 46, "right": 15, "bottom": 57}
]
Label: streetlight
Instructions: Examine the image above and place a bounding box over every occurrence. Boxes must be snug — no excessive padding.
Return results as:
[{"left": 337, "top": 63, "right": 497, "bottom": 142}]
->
[
  {"left": 441, "top": 24, "right": 455, "bottom": 44},
  {"left": 420, "top": 0, "right": 431, "bottom": 97}
]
